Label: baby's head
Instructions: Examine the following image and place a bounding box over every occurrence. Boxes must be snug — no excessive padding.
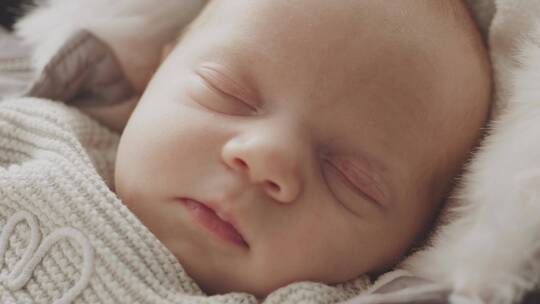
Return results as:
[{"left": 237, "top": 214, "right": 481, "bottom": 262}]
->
[{"left": 114, "top": 0, "right": 491, "bottom": 298}]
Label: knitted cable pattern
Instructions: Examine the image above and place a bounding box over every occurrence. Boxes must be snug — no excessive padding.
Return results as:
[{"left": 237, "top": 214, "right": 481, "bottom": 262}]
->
[
  {"left": 0, "top": 210, "right": 94, "bottom": 304},
  {"left": 0, "top": 97, "right": 370, "bottom": 304}
]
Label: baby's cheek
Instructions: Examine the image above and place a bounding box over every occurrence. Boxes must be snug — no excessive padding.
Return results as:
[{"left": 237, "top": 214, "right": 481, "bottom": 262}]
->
[
  {"left": 115, "top": 130, "right": 161, "bottom": 200},
  {"left": 113, "top": 162, "right": 134, "bottom": 204}
]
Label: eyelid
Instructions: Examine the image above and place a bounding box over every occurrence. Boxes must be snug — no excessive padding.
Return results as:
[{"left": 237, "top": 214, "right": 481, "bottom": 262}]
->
[
  {"left": 330, "top": 157, "right": 388, "bottom": 208},
  {"left": 195, "top": 64, "right": 259, "bottom": 111}
]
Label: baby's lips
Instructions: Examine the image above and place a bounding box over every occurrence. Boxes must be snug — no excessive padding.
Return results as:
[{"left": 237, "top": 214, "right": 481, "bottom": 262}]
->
[{"left": 181, "top": 197, "right": 249, "bottom": 246}]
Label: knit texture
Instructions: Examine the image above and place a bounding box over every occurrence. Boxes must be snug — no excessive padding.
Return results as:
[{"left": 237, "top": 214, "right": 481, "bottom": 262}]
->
[{"left": 0, "top": 97, "right": 371, "bottom": 304}]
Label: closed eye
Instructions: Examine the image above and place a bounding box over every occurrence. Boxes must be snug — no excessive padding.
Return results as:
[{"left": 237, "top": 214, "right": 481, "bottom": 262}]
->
[
  {"left": 323, "top": 159, "right": 386, "bottom": 213},
  {"left": 196, "top": 65, "right": 259, "bottom": 113},
  {"left": 188, "top": 72, "right": 258, "bottom": 115}
]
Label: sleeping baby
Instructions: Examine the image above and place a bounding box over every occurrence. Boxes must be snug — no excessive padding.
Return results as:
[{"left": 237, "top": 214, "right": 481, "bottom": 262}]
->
[
  {"left": 0, "top": 0, "right": 492, "bottom": 303},
  {"left": 114, "top": 0, "right": 493, "bottom": 296}
]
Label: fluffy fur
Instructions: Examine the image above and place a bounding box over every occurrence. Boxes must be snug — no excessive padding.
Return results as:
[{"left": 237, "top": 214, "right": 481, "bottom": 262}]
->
[
  {"left": 15, "top": 0, "right": 206, "bottom": 94},
  {"left": 14, "top": 0, "right": 540, "bottom": 303}
]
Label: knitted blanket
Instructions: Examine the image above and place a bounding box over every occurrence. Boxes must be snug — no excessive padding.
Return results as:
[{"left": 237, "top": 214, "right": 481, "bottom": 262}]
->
[{"left": 0, "top": 97, "right": 370, "bottom": 303}]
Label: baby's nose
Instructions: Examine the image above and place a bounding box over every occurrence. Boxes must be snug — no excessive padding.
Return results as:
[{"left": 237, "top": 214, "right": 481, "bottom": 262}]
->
[{"left": 221, "top": 135, "right": 303, "bottom": 203}]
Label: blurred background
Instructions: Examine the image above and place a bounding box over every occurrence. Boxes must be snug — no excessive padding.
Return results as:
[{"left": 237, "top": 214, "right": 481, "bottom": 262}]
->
[{"left": 1, "top": 0, "right": 34, "bottom": 31}]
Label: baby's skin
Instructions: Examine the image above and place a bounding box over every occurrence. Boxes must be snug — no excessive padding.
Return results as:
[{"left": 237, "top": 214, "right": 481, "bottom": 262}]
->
[{"left": 111, "top": 0, "right": 492, "bottom": 298}]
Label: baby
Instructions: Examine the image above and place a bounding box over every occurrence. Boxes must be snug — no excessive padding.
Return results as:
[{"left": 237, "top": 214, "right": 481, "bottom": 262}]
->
[{"left": 108, "top": 0, "right": 492, "bottom": 298}]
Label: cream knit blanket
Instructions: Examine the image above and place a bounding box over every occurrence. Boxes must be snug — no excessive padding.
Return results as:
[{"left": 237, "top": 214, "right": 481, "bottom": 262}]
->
[{"left": 0, "top": 97, "right": 370, "bottom": 303}]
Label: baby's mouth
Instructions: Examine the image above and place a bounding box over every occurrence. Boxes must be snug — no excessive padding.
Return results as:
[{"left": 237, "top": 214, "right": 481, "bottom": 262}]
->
[{"left": 179, "top": 198, "right": 249, "bottom": 249}]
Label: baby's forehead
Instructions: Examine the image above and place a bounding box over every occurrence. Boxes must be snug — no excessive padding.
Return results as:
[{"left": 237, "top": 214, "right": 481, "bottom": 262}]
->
[
  {"left": 184, "top": 2, "right": 464, "bottom": 99},
  {"left": 181, "top": 1, "right": 473, "bottom": 80},
  {"left": 189, "top": 0, "right": 463, "bottom": 42}
]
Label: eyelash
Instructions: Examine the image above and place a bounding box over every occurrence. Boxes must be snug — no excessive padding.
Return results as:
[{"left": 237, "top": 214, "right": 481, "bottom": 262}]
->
[
  {"left": 196, "top": 76, "right": 258, "bottom": 115},
  {"left": 192, "top": 66, "right": 261, "bottom": 115},
  {"left": 323, "top": 160, "right": 375, "bottom": 212}
]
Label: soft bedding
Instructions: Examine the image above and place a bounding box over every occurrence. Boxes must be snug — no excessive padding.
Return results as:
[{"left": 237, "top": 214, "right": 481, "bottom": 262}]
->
[
  {"left": 2, "top": 0, "right": 540, "bottom": 303},
  {"left": 0, "top": 27, "right": 32, "bottom": 99}
]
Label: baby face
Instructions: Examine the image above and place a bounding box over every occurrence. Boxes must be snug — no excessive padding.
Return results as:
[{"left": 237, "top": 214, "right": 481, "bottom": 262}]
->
[{"left": 115, "top": 0, "right": 491, "bottom": 297}]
